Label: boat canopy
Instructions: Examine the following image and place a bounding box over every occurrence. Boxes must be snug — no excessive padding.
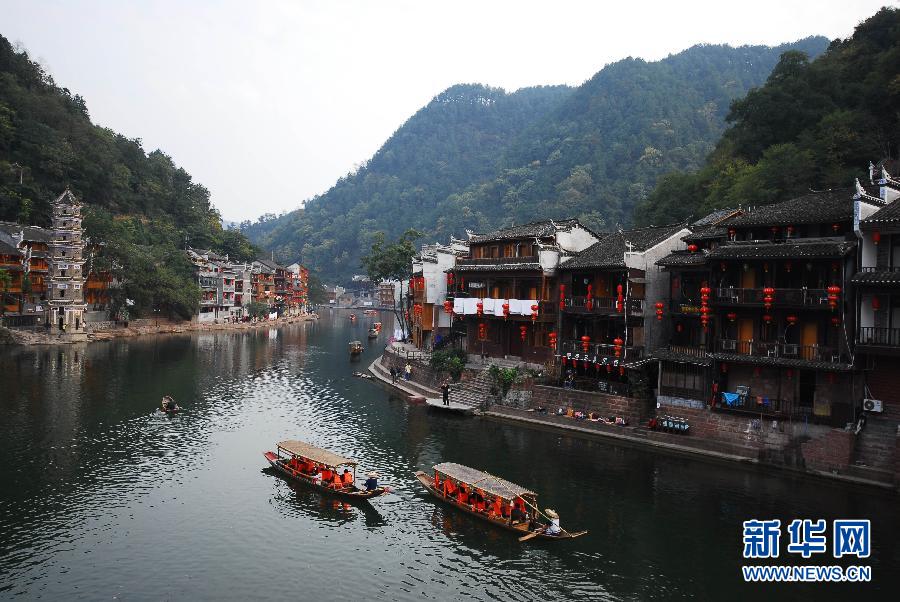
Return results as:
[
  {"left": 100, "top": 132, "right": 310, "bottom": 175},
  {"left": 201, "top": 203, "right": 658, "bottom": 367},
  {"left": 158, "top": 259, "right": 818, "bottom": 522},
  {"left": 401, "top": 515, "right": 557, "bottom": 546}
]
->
[
  {"left": 277, "top": 440, "right": 356, "bottom": 468},
  {"left": 433, "top": 462, "right": 536, "bottom": 500}
]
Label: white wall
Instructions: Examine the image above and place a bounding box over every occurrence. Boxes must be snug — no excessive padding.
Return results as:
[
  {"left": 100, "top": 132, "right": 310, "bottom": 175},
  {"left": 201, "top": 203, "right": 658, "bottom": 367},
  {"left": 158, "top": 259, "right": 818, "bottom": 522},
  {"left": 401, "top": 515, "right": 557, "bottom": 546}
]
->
[{"left": 557, "top": 225, "right": 600, "bottom": 253}]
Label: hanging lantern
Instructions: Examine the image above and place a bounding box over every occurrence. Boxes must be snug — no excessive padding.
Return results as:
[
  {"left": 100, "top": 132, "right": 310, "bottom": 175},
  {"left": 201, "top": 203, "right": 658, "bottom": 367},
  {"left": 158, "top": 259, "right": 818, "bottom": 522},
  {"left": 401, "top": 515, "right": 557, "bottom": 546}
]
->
[
  {"left": 586, "top": 284, "right": 593, "bottom": 311},
  {"left": 502, "top": 301, "right": 510, "bottom": 320},
  {"left": 687, "top": 244, "right": 698, "bottom": 253},
  {"left": 873, "top": 230, "right": 881, "bottom": 245},
  {"left": 443, "top": 299, "right": 452, "bottom": 314},
  {"left": 478, "top": 322, "right": 487, "bottom": 340},
  {"left": 832, "top": 223, "right": 840, "bottom": 233},
  {"left": 548, "top": 331, "right": 557, "bottom": 348},
  {"left": 827, "top": 285, "right": 841, "bottom": 310},
  {"left": 616, "top": 284, "right": 624, "bottom": 313},
  {"left": 727, "top": 312, "right": 737, "bottom": 322},
  {"left": 700, "top": 286, "right": 711, "bottom": 330},
  {"left": 770, "top": 226, "right": 779, "bottom": 236},
  {"left": 559, "top": 284, "right": 566, "bottom": 311},
  {"left": 580, "top": 335, "right": 591, "bottom": 353},
  {"left": 720, "top": 261, "right": 727, "bottom": 272},
  {"left": 786, "top": 225, "right": 795, "bottom": 237},
  {"left": 786, "top": 315, "right": 798, "bottom": 326},
  {"left": 606, "top": 364, "right": 612, "bottom": 374},
  {"left": 763, "top": 287, "right": 775, "bottom": 310},
  {"left": 655, "top": 301, "right": 664, "bottom": 321},
  {"left": 763, "top": 314, "right": 773, "bottom": 324},
  {"left": 531, "top": 303, "right": 539, "bottom": 322},
  {"left": 720, "top": 362, "right": 728, "bottom": 374},
  {"left": 613, "top": 337, "right": 623, "bottom": 358},
  {"left": 728, "top": 228, "right": 736, "bottom": 239},
  {"left": 831, "top": 316, "right": 841, "bottom": 328},
  {"left": 619, "top": 366, "right": 625, "bottom": 376},
  {"left": 785, "top": 261, "right": 792, "bottom": 273},
  {"left": 447, "top": 272, "right": 454, "bottom": 287},
  {"left": 519, "top": 325, "right": 527, "bottom": 342},
  {"left": 676, "top": 323, "right": 683, "bottom": 333},
  {"left": 561, "top": 355, "right": 567, "bottom": 366},
  {"left": 786, "top": 369, "right": 793, "bottom": 379},
  {"left": 872, "top": 296, "right": 881, "bottom": 311},
  {"left": 476, "top": 301, "right": 483, "bottom": 317},
  {"left": 408, "top": 278, "right": 414, "bottom": 291}
]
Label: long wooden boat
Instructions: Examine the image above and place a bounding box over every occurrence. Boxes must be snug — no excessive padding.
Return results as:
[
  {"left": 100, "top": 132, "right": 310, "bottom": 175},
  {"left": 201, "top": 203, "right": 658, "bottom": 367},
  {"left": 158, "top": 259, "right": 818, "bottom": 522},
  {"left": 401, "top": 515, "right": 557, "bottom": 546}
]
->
[
  {"left": 367, "top": 328, "right": 378, "bottom": 339},
  {"left": 415, "top": 462, "right": 586, "bottom": 541},
  {"left": 263, "top": 440, "right": 386, "bottom": 502},
  {"left": 349, "top": 340, "right": 364, "bottom": 356}
]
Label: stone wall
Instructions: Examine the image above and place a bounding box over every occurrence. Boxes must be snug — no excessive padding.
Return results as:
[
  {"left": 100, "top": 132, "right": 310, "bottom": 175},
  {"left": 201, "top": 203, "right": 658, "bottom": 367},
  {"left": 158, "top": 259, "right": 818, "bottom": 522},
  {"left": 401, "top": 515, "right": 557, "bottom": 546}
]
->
[
  {"left": 527, "top": 384, "right": 649, "bottom": 425},
  {"left": 800, "top": 429, "right": 855, "bottom": 473}
]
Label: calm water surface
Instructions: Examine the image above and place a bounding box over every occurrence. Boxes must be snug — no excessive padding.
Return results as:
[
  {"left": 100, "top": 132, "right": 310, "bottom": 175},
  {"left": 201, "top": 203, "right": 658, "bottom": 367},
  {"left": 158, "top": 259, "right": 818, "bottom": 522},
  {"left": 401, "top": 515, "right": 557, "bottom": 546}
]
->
[{"left": 1, "top": 311, "right": 897, "bottom": 601}]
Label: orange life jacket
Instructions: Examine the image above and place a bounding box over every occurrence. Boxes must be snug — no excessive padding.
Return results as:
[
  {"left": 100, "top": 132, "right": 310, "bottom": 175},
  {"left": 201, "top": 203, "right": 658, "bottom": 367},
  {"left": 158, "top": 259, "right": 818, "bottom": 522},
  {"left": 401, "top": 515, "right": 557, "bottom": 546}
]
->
[
  {"left": 433, "top": 473, "right": 440, "bottom": 488},
  {"left": 321, "top": 470, "right": 333, "bottom": 482},
  {"left": 491, "top": 498, "right": 501, "bottom": 516},
  {"left": 333, "top": 474, "right": 344, "bottom": 488},
  {"left": 342, "top": 472, "right": 354, "bottom": 485}
]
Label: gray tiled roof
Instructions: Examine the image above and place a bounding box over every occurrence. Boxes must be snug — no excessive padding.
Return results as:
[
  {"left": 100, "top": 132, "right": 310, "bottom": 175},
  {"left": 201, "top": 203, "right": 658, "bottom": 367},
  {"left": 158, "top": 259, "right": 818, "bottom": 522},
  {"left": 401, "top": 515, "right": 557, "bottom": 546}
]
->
[
  {"left": 468, "top": 219, "right": 584, "bottom": 244},
  {"left": 725, "top": 190, "right": 853, "bottom": 227},
  {"left": 656, "top": 250, "right": 708, "bottom": 267},
  {"left": 561, "top": 223, "right": 686, "bottom": 270},
  {"left": 0, "top": 222, "right": 50, "bottom": 243},
  {"left": 0, "top": 238, "right": 21, "bottom": 255},
  {"left": 707, "top": 239, "right": 856, "bottom": 260},
  {"left": 851, "top": 269, "right": 900, "bottom": 286},
  {"left": 693, "top": 208, "right": 740, "bottom": 226},
  {"left": 861, "top": 200, "right": 900, "bottom": 226},
  {"left": 682, "top": 226, "right": 728, "bottom": 242},
  {"left": 709, "top": 352, "right": 853, "bottom": 372}
]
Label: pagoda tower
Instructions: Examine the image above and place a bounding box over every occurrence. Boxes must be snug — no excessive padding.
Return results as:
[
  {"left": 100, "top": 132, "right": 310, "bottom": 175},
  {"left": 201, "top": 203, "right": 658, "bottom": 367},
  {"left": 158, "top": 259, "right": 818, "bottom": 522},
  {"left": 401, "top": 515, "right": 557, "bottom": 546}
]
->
[{"left": 46, "top": 189, "right": 87, "bottom": 341}]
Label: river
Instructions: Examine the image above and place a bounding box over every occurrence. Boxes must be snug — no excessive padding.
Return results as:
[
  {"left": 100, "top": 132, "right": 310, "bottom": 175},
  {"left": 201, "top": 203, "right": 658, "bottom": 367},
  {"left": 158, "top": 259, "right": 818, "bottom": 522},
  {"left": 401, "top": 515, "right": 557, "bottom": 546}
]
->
[{"left": 1, "top": 311, "right": 897, "bottom": 600}]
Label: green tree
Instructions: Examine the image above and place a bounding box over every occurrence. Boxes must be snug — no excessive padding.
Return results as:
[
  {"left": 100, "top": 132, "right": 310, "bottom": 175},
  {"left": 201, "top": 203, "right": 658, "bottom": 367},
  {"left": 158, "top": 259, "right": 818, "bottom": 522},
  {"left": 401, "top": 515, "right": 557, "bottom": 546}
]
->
[
  {"left": 361, "top": 228, "right": 421, "bottom": 338},
  {"left": 0, "top": 270, "right": 11, "bottom": 316}
]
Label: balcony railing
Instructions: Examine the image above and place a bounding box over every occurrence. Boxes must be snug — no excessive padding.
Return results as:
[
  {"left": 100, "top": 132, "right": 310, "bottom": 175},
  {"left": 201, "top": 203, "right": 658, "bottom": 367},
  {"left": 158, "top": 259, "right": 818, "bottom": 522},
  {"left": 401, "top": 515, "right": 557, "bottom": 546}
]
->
[
  {"left": 200, "top": 298, "right": 217, "bottom": 306},
  {"left": 858, "top": 266, "right": 900, "bottom": 273},
  {"left": 857, "top": 327, "right": 900, "bottom": 347},
  {"left": 565, "top": 296, "right": 644, "bottom": 314},
  {"left": 717, "top": 339, "right": 843, "bottom": 363},
  {"left": 456, "top": 256, "right": 538, "bottom": 266},
  {"left": 714, "top": 287, "right": 830, "bottom": 307},
  {"left": 716, "top": 392, "right": 799, "bottom": 417},
  {"left": 667, "top": 344, "right": 708, "bottom": 357},
  {"left": 560, "top": 339, "right": 643, "bottom": 360}
]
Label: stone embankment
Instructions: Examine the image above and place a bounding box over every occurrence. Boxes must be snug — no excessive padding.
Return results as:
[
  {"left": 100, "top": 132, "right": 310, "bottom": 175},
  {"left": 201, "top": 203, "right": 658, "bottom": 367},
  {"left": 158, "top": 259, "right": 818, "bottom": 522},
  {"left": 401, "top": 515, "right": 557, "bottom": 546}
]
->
[{"left": 1, "top": 314, "right": 318, "bottom": 346}]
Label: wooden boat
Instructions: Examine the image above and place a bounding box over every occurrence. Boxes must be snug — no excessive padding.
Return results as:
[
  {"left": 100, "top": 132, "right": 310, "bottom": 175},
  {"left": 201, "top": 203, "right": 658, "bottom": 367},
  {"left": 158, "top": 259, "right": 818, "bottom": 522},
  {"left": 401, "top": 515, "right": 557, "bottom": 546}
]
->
[
  {"left": 160, "top": 396, "right": 180, "bottom": 414},
  {"left": 414, "top": 462, "right": 587, "bottom": 541},
  {"left": 367, "top": 328, "right": 378, "bottom": 339},
  {"left": 263, "top": 440, "right": 387, "bottom": 502},
  {"left": 373, "top": 322, "right": 382, "bottom": 331},
  {"left": 349, "top": 313, "right": 357, "bottom": 321},
  {"left": 349, "top": 340, "right": 364, "bottom": 356},
  {"left": 363, "top": 309, "right": 378, "bottom": 317}
]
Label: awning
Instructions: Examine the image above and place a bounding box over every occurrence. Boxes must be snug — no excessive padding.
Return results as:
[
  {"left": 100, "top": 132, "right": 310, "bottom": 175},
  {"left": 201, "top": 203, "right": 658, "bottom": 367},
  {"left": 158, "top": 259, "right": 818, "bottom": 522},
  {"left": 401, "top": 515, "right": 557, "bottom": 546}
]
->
[
  {"left": 277, "top": 440, "right": 356, "bottom": 467},
  {"left": 433, "top": 462, "right": 535, "bottom": 500}
]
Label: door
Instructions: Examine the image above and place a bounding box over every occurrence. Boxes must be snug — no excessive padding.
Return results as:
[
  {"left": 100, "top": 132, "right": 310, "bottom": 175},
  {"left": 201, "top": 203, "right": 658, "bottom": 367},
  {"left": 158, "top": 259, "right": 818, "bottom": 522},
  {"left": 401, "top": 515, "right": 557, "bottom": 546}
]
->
[
  {"left": 801, "top": 323, "right": 817, "bottom": 360},
  {"left": 508, "top": 323, "right": 523, "bottom": 358},
  {"left": 741, "top": 268, "right": 756, "bottom": 289},
  {"left": 738, "top": 318, "right": 754, "bottom": 354}
]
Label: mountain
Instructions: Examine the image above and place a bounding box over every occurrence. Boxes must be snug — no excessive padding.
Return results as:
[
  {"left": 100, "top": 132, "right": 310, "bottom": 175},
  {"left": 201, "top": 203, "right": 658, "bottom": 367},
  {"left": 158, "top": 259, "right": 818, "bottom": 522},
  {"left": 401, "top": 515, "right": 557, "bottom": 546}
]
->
[
  {"left": 633, "top": 7, "right": 900, "bottom": 226},
  {"left": 244, "top": 37, "right": 828, "bottom": 282},
  {"left": 0, "top": 34, "right": 256, "bottom": 318}
]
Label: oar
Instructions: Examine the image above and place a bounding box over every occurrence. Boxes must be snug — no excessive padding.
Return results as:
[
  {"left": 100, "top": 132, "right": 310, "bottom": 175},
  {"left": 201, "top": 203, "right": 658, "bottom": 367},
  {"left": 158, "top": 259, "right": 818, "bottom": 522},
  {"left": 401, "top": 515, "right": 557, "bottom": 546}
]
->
[{"left": 518, "top": 531, "right": 542, "bottom": 542}]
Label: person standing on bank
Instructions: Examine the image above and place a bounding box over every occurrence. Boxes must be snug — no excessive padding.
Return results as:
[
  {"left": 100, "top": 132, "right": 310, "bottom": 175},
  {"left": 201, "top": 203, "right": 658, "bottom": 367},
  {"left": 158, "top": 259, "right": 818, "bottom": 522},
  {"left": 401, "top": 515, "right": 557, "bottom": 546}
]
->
[
  {"left": 441, "top": 380, "right": 450, "bottom": 406},
  {"left": 404, "top": 363, "right": 412, "bottom": 381}
]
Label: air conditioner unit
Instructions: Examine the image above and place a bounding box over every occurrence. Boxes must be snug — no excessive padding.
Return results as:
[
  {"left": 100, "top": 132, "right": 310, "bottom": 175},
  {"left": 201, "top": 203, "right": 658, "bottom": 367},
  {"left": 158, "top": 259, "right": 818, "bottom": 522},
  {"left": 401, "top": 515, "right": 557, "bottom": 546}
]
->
[
  {"left": 722, "top": 340, "right": 736, "bottom": 351},
  {"left": 863, "top": 398, "right": 883, "bottom": 413}
]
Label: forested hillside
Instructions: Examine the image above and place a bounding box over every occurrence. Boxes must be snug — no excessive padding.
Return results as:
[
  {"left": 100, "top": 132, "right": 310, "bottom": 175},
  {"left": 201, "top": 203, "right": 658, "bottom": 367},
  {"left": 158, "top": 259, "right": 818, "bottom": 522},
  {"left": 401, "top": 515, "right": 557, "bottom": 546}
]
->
[
  {"left": 245, "top": 37, "right": 827, "bottom": 282},
  {"left": 634, "top": 7, "right": 900, "bottom": 226},
  {"left": 0, "top": 35, "right": 256, "bottom": 318}
]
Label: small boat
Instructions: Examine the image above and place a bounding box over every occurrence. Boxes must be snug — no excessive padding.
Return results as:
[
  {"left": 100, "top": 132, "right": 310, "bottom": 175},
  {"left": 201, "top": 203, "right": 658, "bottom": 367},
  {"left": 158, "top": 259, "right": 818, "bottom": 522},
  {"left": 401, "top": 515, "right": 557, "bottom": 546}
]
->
[
  {"left": 364, "top": 309, "right": 378, "bottom": 317},
  {"left": 349, "top": 340, "right": 364, "bottom": 356},
  {"left": 414, "top": 462, "right": 587, "bottom": 541},
  {"left": 349, "top": 313, "right": 357, "bottom": 321},
  {"left": 160, "top": 396, "right": 180, "bottom": 414},
  {"left": 367, "top": 328, "right": 378, "bottom": 339},
  {"left": 263, "top": 440, "right": 387, "bottom": 502},
  {"left": 373, "top": 322, "right": 382, "bottom": 331}
]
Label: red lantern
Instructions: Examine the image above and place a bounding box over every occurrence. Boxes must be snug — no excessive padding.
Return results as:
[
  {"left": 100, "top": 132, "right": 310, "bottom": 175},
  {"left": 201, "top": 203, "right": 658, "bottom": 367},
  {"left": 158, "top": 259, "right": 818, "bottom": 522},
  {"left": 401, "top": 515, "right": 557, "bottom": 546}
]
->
[
  {"left": 873, "top": 230, "right": 881, "bottom": 245},
  {"left": 763, "top": 314, "right": 773, "bottom": 324},
  {"left": 478, "top": 322, "right": 487, "bottom": 340},
  {"left": 586, "top": 284, "right": 593, "bottom": 311},
  {"left": 728, "top": 228, "right": 736, "bottom": 239},
  {"left": 519, "top": 325, "right": 527, "bottom": 342},
  {"left": 548, "top": 331, "right": 557, "bottom": 348},
  {"left": 443, "top": 299, "right": 452, "bottom": 314},
  {"left": 476, "top": 301, "right": 483, "bottom": 317},
  {"left": 531, "top": 303, "right": 539, "bottom": 322},
  {"left": 561, "top": 356, "right": 567, "bottom": 366},
  {"left": 785, "top": 261, "right": 792, "bottom": 273},
  {"left": 687, "top": 244, "right": 698, "bottom": 253},
  {"left": 606, "top": 364, "right": 612, "bottom": 374},
  {"left": 580, "top": 335, "right": 591, "bottom": 353},
  {"left": 447, "top": 272, "right": 455, "bottom": 287},
  {"left": 502, "top": 301, "right": 510, "bottom": 320},
  {"left": 770, "top": 226, "right": 779, "bottom": 235},
  {"left": 872, "top": 296, "right": 881, "bottom": 311},
  {"left": 786, "top": 315, "right": 798, "bottom": 326},
  {"left": 720, "top": 362, "right": 728, "bottom": 374},
  {"left": 763, "top": 287, "right": 775, "bottom": 310},
  {"left": 700, "top": 286, "right": 711, "bottom": 330},
  {"left": 832, "top": 223, "right": 840, "bottom": 233},
  {"left": 616, "top": 284, "right": 624, "bottom": 313},
  {"left": 559, "top": 284, "right": 566, "bottom": 311},
  {"left": 613, "top": 337, "right": 623, "bottom": 358},
  {"left": 727, "top": 312, "right": 737, "bottom": 322},
  {"left": 676, "top": 323, "right": 683, "bottom": 333},
  {"left": 827, "top": 285, "right": 841, "bottom": 310},
  {"left": 619, "top": 366, "right": 625, "bottom": 376},
  {"left": 655, "top": 301, "right": 664, "bottom": 321}
]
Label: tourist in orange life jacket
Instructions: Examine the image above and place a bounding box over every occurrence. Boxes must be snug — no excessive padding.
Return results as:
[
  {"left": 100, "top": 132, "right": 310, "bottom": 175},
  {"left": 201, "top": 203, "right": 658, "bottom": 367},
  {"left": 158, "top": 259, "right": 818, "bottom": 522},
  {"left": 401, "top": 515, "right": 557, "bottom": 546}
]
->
[
  {"left": 342, "top": 469, "right": 354, "bottom": 486},
  {"left": 321, "top": 468, "right": 333, "bottom": 483},
  {"left": 490, "top": 497, "right": 502, "bottom": 517},
  {"left": 511, "top": 497, "right": 527, "bottom": 522},
  {"left": 443, "top": 479, "right": 456, "bottom": 498},
  {"left": 433, "top": 471, "right": 441, "bottom": 490},
  {"left": 332, "top": 472, "right": 344, "bottom": 489},
  {"left": 456, "top": 484, "right": 468, "bottom": 504}
]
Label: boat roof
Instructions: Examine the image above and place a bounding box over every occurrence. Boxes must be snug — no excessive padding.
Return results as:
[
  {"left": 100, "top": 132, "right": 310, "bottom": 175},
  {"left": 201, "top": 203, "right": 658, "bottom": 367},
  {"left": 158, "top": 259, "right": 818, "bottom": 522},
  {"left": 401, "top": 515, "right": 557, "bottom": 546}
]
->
[
  {"left": 433, "top": 462, "right": 536, "bottom": 500},
  {"left": 350, "top": 340, "right": 362, "bottom": 344},
  {"left": 277, "top": 440, "right": 356, "bottom": 467}
]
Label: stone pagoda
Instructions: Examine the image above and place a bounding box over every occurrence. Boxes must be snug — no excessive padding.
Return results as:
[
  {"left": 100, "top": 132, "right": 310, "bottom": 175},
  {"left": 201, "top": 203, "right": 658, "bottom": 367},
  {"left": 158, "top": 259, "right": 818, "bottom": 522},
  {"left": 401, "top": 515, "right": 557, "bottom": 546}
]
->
[{"left": 45, "top": 189, "right": 87, "bottom": 341}]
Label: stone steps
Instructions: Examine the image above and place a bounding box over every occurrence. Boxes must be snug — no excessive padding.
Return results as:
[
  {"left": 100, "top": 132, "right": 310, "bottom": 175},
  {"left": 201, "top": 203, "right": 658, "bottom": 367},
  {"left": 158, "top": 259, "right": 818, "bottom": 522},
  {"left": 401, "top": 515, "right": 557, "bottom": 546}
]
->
[
  {"left": 370, "top": 357, "right": 439, "bottom": 398},
  {"left": 449, "top": 370, "right": 494, "bottom": 409},
  {"left": 852, "top": 416, "right": 898, "bottom": 472}
]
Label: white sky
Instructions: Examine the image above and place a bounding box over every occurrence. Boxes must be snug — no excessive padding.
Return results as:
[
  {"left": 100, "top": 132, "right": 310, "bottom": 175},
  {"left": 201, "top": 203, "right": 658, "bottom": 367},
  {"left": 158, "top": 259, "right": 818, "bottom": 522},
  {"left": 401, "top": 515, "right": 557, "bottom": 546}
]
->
[{"left": 3, "top": 0, "right": 895, "bottom": 221}]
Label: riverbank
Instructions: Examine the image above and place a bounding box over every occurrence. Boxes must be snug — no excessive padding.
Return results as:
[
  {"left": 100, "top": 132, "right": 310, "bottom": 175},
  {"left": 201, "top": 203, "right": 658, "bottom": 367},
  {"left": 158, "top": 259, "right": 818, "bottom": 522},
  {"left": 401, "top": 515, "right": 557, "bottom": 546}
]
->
[{"left": 0, "top": 313, "right": 319, "bottom": 346}]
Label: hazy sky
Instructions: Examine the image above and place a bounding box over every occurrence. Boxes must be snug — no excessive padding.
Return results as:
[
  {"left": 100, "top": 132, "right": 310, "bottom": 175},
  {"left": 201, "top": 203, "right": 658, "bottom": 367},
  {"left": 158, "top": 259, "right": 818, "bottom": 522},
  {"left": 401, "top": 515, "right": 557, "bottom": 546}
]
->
[{"left": 3, "top": 1, "right": 894, "bottom": 221}]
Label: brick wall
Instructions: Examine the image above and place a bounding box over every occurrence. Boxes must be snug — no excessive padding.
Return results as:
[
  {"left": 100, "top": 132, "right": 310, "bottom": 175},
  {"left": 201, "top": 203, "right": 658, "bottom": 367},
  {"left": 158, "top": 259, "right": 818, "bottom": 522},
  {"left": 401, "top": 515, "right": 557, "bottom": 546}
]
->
[
  {"left": 800, "top": 429, "right": 855, "bottom": 473},
  {"left": 528, "top": 385, "right": 649, "bottom": 425}
]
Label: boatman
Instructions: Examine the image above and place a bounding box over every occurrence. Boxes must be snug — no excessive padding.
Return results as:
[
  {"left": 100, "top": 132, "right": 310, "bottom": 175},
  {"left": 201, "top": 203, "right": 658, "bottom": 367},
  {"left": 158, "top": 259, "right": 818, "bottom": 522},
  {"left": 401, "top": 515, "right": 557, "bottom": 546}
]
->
[
  {"left": 544, "top": 508, "right": 561, "bottom": 536},
  {"left": 364, "top": 471, "right": 379, "bottom": 492},
  {"left": 441, "top": 380, "right": 450, "bottom": 406}
]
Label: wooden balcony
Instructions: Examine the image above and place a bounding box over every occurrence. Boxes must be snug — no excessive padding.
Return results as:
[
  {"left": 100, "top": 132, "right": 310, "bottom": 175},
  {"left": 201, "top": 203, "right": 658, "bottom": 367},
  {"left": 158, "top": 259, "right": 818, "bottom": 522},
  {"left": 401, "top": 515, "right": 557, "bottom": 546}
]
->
[
  {"left": 564, "top": 295, "right": 644, "bottom": 314},
  {"left": 714, "top": 287, "right": 830, "bottom": 308},
  {"left": 857, "top": 327, "right": 900, "bottom": 348},
  {"left": 717, "top": 339, "right": 844, "bottom": 363},
  {"left": 456, "top": 256, "right": 537, "bottom": 266},
  {"left": 560, "top": 339, "right": 643, "bottom": 360}
]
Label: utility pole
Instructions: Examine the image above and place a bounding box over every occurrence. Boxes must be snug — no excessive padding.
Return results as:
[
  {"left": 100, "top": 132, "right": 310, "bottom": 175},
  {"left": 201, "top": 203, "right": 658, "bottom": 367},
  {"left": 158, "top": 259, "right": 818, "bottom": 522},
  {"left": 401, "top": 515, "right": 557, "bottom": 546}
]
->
[{"left": 11, "top": 163, "right": 24, "bottom": 184}]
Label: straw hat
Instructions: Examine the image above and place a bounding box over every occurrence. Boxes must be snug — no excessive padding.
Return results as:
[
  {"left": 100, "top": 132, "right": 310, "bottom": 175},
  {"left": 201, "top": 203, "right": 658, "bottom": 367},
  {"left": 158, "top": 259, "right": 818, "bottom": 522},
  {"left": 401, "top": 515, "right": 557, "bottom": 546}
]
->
[
  {"left": 545, "top": 508, "right": 559, "bottom": 519},
  {"left": 367, "top": 471, "right": 379, "bottom": 478}
]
